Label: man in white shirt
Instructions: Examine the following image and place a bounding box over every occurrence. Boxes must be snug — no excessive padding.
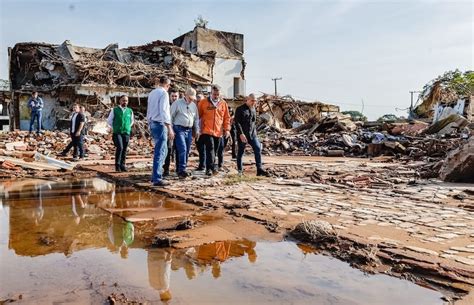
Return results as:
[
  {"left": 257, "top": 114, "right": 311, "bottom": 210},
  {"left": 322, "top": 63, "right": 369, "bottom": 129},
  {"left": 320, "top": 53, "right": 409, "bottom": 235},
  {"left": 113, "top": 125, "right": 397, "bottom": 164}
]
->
[
  {"left": 170, "top": 88, "right": 200, "bottom": 178},
  {"left": 147, "top": 76, "right": 175, "bottom": 186}
]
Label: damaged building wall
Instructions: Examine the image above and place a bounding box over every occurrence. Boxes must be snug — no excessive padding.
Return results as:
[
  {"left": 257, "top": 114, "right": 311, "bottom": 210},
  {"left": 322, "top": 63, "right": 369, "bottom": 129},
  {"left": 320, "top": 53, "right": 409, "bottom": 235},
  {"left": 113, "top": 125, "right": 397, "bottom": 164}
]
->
[
  {"left": 173, "top": 26, "right": 245, "bottom": 98},
  {"left": 213, "top": 58, "right": 245, "bottom": 98},
  {"left": 8, "top": 38, "right": 221, "bottom": 130},
  {"left": 174, "top": 26, "right": 244, "bottom": 58}
]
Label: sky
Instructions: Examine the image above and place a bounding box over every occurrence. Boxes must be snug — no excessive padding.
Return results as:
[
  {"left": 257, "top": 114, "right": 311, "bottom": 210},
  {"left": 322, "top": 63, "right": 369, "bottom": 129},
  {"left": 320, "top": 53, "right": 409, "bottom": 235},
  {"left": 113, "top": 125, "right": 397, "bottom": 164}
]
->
[{"left": 0, "top": 0, "right": 472, "bottom": 119}]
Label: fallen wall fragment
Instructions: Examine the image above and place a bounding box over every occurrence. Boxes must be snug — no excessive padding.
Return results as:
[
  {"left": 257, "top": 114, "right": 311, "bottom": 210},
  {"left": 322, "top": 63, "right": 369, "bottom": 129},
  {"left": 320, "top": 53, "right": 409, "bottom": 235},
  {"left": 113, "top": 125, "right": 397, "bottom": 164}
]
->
[{"left": 439, "top": 137, "right": 474, "bottom": 183}]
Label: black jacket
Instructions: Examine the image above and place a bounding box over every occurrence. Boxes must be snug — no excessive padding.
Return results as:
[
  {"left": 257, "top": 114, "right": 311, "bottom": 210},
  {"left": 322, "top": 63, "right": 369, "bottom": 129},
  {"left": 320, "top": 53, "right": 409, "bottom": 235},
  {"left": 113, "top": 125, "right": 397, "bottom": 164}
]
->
[
  {"left": 234, "top": 104, "right": 257, "bottom": 140},
  {"left": 70, "top": 112, "right": 85, "bottom": 134}
]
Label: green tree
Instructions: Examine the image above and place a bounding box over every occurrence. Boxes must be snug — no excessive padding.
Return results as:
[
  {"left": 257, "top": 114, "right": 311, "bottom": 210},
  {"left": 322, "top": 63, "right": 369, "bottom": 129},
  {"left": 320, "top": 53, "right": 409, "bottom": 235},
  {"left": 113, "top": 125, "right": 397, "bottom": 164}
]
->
[
  {"left": 377, "top": 114, "right": 399, "bottom": 122},
  {"left": 342, "top": 110, "right": 367, "bottom": 122},
  {"left": 194, "top": 15, "right": 209, "bottom": 28}
]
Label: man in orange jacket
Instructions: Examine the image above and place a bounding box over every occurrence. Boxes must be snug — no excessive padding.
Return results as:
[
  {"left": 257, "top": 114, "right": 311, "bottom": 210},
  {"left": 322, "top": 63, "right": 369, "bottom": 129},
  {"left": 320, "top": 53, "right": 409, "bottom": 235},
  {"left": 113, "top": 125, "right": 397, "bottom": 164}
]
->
[{"left": 198, "top": 85, "right": 231, "bottom": 176}]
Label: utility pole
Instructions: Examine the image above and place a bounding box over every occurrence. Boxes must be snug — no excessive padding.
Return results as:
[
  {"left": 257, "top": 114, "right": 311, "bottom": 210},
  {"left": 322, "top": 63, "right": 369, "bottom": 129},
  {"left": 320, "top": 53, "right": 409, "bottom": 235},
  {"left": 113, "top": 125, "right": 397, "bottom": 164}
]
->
[{"left": 271, "top": 77, "right": 282, "bottom": 96}]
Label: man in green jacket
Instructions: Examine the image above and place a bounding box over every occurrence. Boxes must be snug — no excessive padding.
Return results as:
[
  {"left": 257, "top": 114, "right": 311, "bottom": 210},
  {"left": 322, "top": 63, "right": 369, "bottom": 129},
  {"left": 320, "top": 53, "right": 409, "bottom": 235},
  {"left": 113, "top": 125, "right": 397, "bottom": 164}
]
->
[{"left": 107, "top": 95, "right": 134, "bottom": 172}]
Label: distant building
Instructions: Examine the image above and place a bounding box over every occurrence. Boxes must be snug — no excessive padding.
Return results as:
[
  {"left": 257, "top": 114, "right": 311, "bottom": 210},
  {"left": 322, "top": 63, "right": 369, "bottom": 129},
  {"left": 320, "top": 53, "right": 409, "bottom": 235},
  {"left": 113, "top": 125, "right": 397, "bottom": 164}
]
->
[
  {"left": 0, "top": 79, "right": 10, "bottom": 131},
  {"left": 173, "top": 26, "right": 245, "bottom": 98}
]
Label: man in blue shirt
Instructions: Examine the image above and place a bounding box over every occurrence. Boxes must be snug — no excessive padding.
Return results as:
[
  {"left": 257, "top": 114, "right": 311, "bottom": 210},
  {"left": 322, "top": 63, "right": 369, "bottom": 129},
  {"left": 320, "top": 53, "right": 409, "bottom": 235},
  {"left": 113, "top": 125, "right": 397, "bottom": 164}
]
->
[{"left": 28, "top": 91, "right": 44, "bottom": 134}]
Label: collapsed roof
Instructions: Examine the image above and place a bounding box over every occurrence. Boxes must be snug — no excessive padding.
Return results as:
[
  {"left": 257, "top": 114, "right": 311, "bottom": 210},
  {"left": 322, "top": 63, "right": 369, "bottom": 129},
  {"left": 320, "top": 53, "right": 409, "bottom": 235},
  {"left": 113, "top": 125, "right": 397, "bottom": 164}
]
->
[{"left": 9, "top": 39, "right": 216, "bottom": 92}]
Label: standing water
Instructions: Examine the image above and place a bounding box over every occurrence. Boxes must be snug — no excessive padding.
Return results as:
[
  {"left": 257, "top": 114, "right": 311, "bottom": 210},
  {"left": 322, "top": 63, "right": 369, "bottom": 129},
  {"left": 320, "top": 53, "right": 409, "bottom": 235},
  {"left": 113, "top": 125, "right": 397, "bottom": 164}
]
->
[{"left": 0, "top": 179, "right": 445, "bottom": 304}]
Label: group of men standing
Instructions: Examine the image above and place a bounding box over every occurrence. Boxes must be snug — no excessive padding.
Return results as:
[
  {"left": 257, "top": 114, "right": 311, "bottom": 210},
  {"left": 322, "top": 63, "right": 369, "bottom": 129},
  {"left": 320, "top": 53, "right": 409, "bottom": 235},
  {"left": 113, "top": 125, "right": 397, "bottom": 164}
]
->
[
  {"left": 145, "top": 76, "right": 268, "bottom": 187},
  {"left": 30, "top": 76, "right": 268, "bottom": 186}
]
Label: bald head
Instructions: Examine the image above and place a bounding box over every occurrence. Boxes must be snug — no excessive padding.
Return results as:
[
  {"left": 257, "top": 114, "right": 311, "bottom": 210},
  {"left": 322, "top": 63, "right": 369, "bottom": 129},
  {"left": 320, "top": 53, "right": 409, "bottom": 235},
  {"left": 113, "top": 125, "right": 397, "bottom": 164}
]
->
[{"left": 246, "top": 93, "right": 257, "bottom": 108}]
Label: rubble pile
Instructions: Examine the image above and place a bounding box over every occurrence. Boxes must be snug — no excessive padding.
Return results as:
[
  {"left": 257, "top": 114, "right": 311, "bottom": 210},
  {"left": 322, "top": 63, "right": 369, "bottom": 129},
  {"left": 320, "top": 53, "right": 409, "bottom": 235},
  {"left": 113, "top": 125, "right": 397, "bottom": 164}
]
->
[
  {"left": 249, "top": 94, "right": 472, "bottom": 181},
  {"left": 0, "top": 129, "right": 153, "bottom": 177},
  {"left": 74, "top": 41, "right": 213, "bottom": 89},
  {"left": 10, "top": 40, "right": 214, "bottom": 93}
]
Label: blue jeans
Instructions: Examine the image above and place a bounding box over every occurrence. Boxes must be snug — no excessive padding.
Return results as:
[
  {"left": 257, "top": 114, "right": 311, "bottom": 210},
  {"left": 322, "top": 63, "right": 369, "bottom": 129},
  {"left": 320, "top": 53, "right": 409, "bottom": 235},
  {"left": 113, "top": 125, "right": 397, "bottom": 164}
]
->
[
  {"left": 237, "top": 136, "right": 262, "bottom": 171},
  {"left": 173, "top": 125, "right": 193, "bottom": 173},
  {"left": 29, "top": 110, "right": 42, "bottom": 133},
  {"left": 150, "top": 122, "right": 168, "bottom": 183}
]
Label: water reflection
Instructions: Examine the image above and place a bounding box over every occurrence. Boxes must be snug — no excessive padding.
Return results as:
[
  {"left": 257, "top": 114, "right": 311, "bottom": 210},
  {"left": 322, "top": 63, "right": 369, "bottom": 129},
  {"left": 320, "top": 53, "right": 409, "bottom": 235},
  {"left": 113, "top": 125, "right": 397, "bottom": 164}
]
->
[
  {"left": 108, "top": 220, "right": 135, "bottom": 259},
  {"left": 146, "top": 240, "right": 257, "bottom": 302},
  {"left": 2, "top": 178, "right": 261, "bottom": 303}
]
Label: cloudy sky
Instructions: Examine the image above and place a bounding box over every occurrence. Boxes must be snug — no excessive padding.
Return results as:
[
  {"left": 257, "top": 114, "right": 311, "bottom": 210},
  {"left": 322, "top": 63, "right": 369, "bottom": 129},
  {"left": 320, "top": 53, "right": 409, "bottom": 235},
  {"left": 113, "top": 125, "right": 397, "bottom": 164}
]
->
[{"left": 0, "top": 0, "right": 472, "bottom": 119}]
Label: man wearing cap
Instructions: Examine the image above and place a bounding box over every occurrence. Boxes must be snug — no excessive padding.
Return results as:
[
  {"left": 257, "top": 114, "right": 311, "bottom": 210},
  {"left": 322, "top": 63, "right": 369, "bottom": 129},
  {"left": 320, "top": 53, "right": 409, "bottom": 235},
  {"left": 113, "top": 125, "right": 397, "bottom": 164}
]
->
[
  {"left": 170, "top": 88, "right": 199, "bottom": 178},
  {"left": 197, "top": 85, "right": 231, "bottom": 176},
  {"left": 234, "top": 93, "right": 269, "bottom": 176},
  {"left": 147, "top": 76, "right": 175, "bottom": 187}
]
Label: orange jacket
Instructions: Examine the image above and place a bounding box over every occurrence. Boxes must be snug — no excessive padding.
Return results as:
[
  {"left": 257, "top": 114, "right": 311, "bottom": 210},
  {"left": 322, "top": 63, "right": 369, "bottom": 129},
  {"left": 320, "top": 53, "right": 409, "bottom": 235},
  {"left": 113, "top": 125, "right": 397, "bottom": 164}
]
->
[{"left": 198, "top": 97, "right": 231, "bottom": 137}]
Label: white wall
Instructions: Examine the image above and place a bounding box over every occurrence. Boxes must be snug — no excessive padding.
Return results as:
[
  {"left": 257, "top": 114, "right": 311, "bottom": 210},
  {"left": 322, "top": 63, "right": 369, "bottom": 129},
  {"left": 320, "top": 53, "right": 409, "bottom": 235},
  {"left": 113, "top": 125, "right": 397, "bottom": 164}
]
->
[{"left": 212, "top": 57, "right": 245, "bottom": 98}]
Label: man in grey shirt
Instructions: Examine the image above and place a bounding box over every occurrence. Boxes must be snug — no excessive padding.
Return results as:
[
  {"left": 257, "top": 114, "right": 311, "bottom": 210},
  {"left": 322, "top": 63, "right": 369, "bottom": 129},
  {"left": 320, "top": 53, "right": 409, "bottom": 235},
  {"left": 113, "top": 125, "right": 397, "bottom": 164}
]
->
[
  {"left": 147, "top": 76, "right": 175, "bottom": 187},
  {"left": 170, "top": 88, "right": 200, "bottom": 178}
]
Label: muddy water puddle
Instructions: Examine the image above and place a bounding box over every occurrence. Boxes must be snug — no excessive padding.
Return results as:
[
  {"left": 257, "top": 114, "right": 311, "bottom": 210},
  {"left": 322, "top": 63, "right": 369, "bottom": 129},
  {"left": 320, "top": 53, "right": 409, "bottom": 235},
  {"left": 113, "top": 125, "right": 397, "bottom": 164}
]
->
[{"left": 0, "top": 179, "right": 445, "bottom": 304}]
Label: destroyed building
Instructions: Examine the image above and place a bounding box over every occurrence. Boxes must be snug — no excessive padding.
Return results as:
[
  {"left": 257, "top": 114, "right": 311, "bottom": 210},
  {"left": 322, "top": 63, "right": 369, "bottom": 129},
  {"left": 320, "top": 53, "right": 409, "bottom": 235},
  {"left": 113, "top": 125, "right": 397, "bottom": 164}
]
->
[
  {"left": 0, "top": 80, "right": 10, "bottom": 131},
  {"left": 173, "top": 26, "right": 245, "bottom": 98},
  {"left": 7, "top": 26, "right": 246, "bottom": 131}
]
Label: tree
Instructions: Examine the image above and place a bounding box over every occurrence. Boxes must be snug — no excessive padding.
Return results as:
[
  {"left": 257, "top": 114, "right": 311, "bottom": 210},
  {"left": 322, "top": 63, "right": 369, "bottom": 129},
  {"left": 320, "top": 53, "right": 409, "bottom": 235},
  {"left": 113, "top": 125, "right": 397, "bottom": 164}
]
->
[
  {"left": 342, "top": 110, "right": 367, "bottom": 122},
  {"left": 194, "top": 15, "right": 209, "bottom": 28},
  {"left": 377, "top": 114, "right": 399, "bottom": 122}
]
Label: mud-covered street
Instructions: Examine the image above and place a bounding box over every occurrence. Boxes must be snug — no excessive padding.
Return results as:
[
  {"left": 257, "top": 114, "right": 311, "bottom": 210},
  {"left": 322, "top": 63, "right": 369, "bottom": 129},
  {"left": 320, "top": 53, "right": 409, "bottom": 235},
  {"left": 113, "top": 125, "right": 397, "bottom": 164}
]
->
[
  {"left": 1, "top": 153, "right": 472, "bottom": 304},
  {"left": 0, "top": 176, "right": 449, "bottom": 305}
]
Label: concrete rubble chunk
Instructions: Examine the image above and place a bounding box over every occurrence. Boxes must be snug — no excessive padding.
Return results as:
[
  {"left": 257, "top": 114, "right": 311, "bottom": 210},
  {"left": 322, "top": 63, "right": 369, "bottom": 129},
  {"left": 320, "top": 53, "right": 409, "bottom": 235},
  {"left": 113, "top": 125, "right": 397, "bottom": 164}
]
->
[
  {"left": 404, "top": 246, "right": 439, "bottom": 256},
  {"left": 439, "top": 137, "right": 474, "bottom": 183},
  {"left": 449, "top": 247, "right": 474, "bottom": 253}
]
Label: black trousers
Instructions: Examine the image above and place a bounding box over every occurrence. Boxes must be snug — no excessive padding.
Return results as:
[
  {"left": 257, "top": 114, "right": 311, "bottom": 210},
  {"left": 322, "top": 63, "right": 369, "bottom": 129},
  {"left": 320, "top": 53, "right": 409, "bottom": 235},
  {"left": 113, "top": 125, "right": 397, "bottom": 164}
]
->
[
  {"left": 217, "top": 136, "right": 228, "bottom": 168},
  {"left": 163, "top": 139, "right": 178, "bottom": 173},
  {"left": 72, "top": 134, "right": 84, "bottom": 158},
  {"left": 201, "top": 134, "right": 221, "bottom": 172},
  {"left": 112, "top": 133, "right": 130, "bottom": 169},
  {"left": 230, "top": 125, "right": 237, "bottom": 158},
  {"left": 196, "top": 136, "right": 206, "bottom": 169}
]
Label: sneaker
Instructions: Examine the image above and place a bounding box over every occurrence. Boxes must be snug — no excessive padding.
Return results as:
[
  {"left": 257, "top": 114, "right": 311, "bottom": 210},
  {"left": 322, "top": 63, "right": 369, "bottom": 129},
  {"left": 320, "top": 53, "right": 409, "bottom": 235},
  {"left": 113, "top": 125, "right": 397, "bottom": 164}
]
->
[
  {"left": 196, "top": 166, "right": 205, "bottom": 171},
  {"left": 238, "top": 170, "right": 243, "bottom": 176},
  {"left": 115, "top": 166, "right": 121, "bottom": 172},
  {"left": 72, "top": 157, "right": 79, "bottom": 162},
  {"left": 153, "top": 180, "right": 169, "bottom": 187},
  {"left": 178, "top": 171, "right": 189, "bottom": 179},
  {"left": 58, "top": 152, "right": 67, "bottom": 157},
  {"left": 163, "top": 171, "right": 170, "bottom": 177},
  {"left": 256, "top": 169, "right": 270, "bottom": 177},
  {"left": 205, "top": 170, "right": 212, "bottom": 176},
  {"left": 120, "top": 166, "right": 128, "bottom": 172}
]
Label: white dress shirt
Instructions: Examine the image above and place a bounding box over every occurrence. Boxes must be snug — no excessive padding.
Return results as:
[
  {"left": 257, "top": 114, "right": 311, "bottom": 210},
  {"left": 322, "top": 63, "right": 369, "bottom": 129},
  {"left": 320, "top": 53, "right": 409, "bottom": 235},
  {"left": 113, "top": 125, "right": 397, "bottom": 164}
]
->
[{"left": 147, "top": 87, "right": 171, "bottom": 125}]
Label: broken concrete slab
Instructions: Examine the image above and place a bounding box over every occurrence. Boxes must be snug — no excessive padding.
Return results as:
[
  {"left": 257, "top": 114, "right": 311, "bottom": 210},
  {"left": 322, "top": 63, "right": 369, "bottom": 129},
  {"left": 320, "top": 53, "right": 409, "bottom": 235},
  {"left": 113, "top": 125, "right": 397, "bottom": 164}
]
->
[
  {"left": 439, "top": 137, "right": 474, "bottom": 182},
  {"left": 171, "top": 225, "right": 240, "bottom": 249}
]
